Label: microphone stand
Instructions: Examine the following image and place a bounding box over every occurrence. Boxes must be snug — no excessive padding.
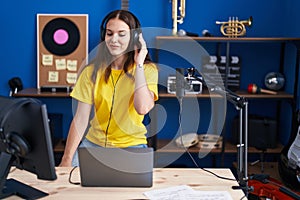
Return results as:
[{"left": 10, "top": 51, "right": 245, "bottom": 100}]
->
[{"left": 187, "top": 67, "right": 251, "bottom": 196}]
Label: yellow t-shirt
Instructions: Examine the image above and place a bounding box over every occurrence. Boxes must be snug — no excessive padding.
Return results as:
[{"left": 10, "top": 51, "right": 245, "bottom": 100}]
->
[{"left": 70, "top": 63, "right": 158, "bottom": 148}]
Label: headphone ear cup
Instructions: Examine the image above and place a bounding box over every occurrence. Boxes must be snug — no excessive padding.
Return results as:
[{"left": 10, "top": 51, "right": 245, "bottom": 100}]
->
[
  {"left": 133, "top": 30, "right": 139, "bottom": 45},
  {"left": 7, "top": 132, "right": 30, "bottom": 157},
  {"left": 101, "top": 28, "right": 105, "bottom": 41}
]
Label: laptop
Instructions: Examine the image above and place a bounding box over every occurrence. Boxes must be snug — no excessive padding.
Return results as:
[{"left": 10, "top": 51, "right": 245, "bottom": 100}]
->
[{"left": 78, "top": 147, "right": 153, "bottom": 187}]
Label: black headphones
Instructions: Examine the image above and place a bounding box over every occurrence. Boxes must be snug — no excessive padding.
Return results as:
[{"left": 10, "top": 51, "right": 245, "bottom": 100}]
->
[
  {"left": 0, "top": 98, "right": 37, "bottom": 157},
  {"left": 100, "top": 10, "right": 141, "bottom": 46},
  {"left": 8, "top": 77, "right": 23, "bottom": 96},
  {"left": 5, "top": 131, "right": 30, "bottom": 157}
]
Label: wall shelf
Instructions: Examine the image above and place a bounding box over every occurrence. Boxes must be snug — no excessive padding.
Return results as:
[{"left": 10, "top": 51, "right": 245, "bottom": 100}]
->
[
  {"left": 158, "top": 90, "right": 293, "bottom": 99},
  {"left": 156, "top": 139, "right": 283, "bottom": 154},
  {"left": 156, "top": 36, "right": 300, "bottom": 43},
  {"left": 13, "top": 88, "right": 71, "bottom": 98}
]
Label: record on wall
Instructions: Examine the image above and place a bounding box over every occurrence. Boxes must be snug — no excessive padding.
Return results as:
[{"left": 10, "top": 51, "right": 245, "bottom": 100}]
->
[
  {"left": 42, "top": 17, "right": 80, "bottom": 56},
  {"left": 37, "top": 14, "right": 88, "bottom": 89}
]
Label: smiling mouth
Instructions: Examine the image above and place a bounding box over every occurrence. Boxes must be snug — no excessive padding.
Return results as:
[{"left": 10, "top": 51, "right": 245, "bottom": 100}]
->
[{"left": 110, "top": 44, "right": 119, "bottom": 48}]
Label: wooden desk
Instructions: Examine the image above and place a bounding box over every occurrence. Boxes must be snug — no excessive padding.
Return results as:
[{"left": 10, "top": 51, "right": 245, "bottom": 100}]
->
[{"left": 7, "top": 167, "right": 246, "bottom": 200}]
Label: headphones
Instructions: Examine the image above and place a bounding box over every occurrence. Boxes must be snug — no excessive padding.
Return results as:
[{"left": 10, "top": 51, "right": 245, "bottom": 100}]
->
[
  {"left": 5, "top": 131, "right": 30, "bottom": 157},
  {"left": 0, "top": 98, "right": 37, "bottom": 157},
  {"left": 8, "top": 77, "right": 23, "bottom": 96},
  {"left": 100, "top": 10, "right": 141, "bottom": 46}
]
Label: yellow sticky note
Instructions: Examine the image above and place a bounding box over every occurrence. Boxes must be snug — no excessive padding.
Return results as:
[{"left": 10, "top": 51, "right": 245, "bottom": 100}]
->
[
  {"left": 42, "top": 54, "right": 53, "bottom": 66},
  {"left": 67, "top": 60, "right": 78, "bottom": 71},
  {"left": 55, "top": 59, "right": 66, "bottom": 70},
  {"left": 66, "top": 73, "right": 77, "bottom": 84},
  {"left": 48, "top": 71, "right": 59, "bottom": 82}
]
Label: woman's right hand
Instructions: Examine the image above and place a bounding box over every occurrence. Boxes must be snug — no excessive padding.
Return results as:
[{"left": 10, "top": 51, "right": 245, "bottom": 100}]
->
[{"left": 134, "top": 33, "right": 148, "bottom": 65}]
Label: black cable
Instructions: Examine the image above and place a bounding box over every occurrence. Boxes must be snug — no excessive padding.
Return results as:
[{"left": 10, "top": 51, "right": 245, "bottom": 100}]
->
[
  {"left": 177, "top": 97, "right": 236, "bottom": 182},
  {"left": 68, "top": 166, "right": 80, "bottom": 185},
  {"left": 104, "top": 71, "right": 123, "bottom": 147}
]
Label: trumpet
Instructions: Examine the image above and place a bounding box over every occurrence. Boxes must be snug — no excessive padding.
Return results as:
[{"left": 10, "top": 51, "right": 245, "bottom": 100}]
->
[
  {"left": 172, "top": 0, "right": 186, "bottom": 35},
  {"left": 216, "top": 16, "right": 253, "bottom": 37}
]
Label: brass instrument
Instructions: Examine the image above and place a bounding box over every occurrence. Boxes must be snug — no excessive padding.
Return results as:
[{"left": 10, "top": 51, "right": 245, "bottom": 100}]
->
[
  {"left": 172, "top": 0, "right": 186, "bottom": 35},
  {"left": 216, "top": 16, "right": 253, "bottom": 37}
]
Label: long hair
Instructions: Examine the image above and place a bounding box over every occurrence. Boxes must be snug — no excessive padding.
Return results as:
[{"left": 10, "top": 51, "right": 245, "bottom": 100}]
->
[{"left": 90, "top": 10, "right": 152, "bottom": 83}]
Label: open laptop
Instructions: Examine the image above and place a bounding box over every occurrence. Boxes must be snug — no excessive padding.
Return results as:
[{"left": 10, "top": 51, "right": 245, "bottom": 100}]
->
[{"left": 78, "top": 147, "right": 153, "bottom": 187}]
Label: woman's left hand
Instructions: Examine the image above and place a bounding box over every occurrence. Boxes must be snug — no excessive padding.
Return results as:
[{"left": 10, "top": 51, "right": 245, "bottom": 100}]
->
[{"left": 134, "top": 33, "right": 148, "bottom": 65}]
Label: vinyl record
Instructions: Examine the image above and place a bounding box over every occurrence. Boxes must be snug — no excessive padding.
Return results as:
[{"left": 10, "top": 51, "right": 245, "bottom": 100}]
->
[{"left": 42, "top": 17, "right": 80, "bottom": 56}]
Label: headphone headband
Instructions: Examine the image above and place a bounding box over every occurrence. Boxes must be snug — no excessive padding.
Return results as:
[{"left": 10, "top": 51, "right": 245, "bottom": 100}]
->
[{"left": 100, "top": 10, "right": 141, "bottom": 42}]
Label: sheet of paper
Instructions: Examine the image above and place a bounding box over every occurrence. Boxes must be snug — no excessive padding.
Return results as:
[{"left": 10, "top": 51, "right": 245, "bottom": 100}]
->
[
  {"left": 144, "top": 185, "right": 233, "bottom": 200},
  {"left": 143, "top": 185, "right": 194, "bottom": 200},
  {"left": 178, "top": 190, "right": 233, "bottom": 200}
]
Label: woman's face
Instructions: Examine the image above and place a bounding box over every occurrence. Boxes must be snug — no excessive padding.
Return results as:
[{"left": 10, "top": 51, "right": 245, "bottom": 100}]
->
[{"left": 105, "top": 18, "right": 130, "bottom": 56}]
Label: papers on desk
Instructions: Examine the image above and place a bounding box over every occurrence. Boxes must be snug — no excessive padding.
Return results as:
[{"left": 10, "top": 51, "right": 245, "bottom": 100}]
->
[{"left": 144, "top": 185, "right": 233, "bottom": 200}]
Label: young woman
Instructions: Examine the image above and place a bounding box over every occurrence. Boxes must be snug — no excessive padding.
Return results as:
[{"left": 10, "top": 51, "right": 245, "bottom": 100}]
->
[{"left": 59, "top": 10, "right": 158, "bottom": 167}]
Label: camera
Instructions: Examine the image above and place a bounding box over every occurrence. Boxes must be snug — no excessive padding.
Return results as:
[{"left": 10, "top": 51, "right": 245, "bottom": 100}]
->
[{"left": 167, "top": 76, "right": 202, "bottom": 95}]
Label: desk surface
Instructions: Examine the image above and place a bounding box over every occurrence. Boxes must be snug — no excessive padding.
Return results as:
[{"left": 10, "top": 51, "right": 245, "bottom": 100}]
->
[{"left": 7, "top": 167, "right": 246, "bottom": 200}]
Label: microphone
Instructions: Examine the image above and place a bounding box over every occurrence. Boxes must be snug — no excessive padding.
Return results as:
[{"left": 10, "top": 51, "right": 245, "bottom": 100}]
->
[
  {"left": 176, "top": 68, "right": 185, "bottom": 99},
  {"left": 202, "top": 29, "right": 213, "bottom": 37}
]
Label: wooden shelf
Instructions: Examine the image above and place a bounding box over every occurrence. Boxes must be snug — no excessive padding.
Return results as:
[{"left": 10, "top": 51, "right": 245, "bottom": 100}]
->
[
  {"left": 156, "top": 36, "right": 300, "bottom": 43},
  {"left": 156, "top": 139, "right": 222, "bottom": 153},
  {"left": 159, "top": 90, "right": 293, "bottom": 99},
  {"left": 13, "top": 88, "right": 71, "bottom": 98},
  {"left": 156, "top": 139, "right": 283, "bottom": 154},
  {"left": 224, "top": 142, "right": 283, "bottom": 154}
]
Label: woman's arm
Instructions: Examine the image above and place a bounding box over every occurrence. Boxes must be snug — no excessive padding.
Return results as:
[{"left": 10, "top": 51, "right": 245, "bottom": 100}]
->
[
  {"left": 134, "top": 65, "right": 155, "bottom": 115},
  {"left": 59, "top": 101, "right": 92, "bottom": 167},
  {"left": 134, "top": 33, "right": 155, "bottom": 115}
]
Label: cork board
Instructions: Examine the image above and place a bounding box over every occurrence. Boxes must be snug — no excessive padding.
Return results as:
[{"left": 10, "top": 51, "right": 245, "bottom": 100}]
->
[{"left": 37, "top": 14, "right": 88, "bottom": 89}]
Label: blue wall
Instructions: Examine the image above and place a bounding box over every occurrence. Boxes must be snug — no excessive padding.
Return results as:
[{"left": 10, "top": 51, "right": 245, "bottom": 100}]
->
[
  {"left": 0, "top": 0, "right": 300, "bottom": 143},
  {"left": 1, "top": 0, "right": 299, "bottom": 93}
]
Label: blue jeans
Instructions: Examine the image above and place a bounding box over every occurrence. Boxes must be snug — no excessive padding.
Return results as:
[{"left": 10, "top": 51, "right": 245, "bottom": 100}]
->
[{"left": 72, "top": 138, "right": 148, "bottom": 167}]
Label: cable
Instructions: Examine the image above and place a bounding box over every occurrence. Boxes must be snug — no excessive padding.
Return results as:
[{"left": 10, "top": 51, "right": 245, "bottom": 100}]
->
[
  {"left": 68, "top": 166, "right": 80, "bottom": 185},
  {"left": 177, "top": 97, "right": 236, "bottom": 182},
  {"left": 104, "top": 71, "right": 123, "bottom": 147}
]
